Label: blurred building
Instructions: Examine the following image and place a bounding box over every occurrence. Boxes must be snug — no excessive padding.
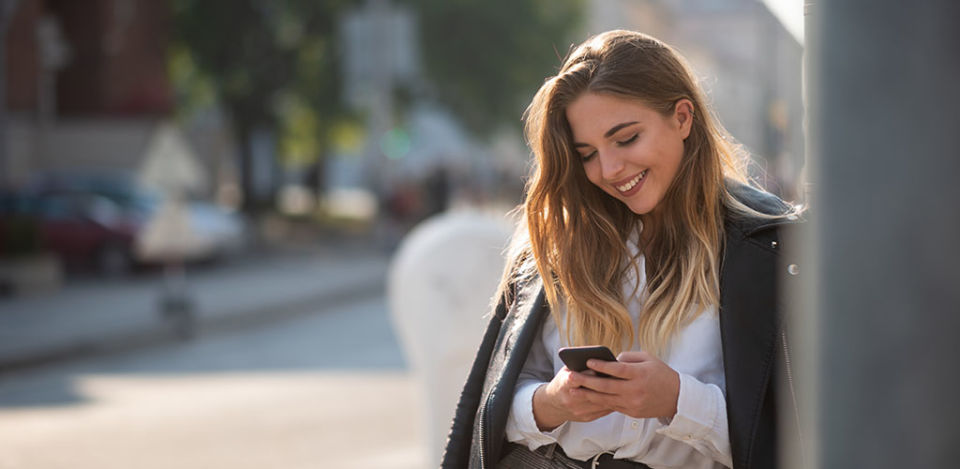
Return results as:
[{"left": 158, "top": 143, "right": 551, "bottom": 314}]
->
[
  {"left": 3, "top": 0, "right": 166, "bottom": 185},
  {"left": 1, "top": 0, "right": 232, "bottom": 199},
  {"left": 335, "top": 2, "right": 528, "bottom": 210},
  {"left": 588, "top": 0, "right": 805, "bottom": 199}
]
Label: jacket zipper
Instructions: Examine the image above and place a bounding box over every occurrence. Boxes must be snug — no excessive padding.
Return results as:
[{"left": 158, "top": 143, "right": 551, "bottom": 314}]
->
[
  {"left": 478, "top": 397, "right": 490, "bottom": 468},
  {"left": 781, "top": 328, "right": 808, "bottom": 468}
]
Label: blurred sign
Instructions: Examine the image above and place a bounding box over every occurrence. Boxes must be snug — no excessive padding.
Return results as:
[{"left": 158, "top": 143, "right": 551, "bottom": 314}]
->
[
  {"left": 341, "top": 1, "right": 418, "bottom": 110},
  {"left": 135, "top": 198, "right": 211, "bottom": 262},
  {"left": 250, "top": 127, "right": 276, "bottom": 205},
  {"left": 139, "top": 122, "right": 206, "bottom": 195},
  {"left": 36, "top": 16, "right": 71, "bottom": 70},
  {"left": 137, "top": 123, "right": 209, "bottom": 261}
]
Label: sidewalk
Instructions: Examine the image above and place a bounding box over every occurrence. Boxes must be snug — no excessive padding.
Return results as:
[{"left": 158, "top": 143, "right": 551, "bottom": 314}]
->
[{"left": 0, "top": 241, "right": 389, "bottom": 372}]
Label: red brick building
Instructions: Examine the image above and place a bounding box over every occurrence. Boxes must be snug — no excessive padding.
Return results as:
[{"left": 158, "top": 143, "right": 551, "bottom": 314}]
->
[{"left": 6, "top": 0, "right": 172, "bottom": 116}]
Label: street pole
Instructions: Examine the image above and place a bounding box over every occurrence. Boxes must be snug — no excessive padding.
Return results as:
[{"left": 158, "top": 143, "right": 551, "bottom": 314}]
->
[
  {"left": 799, "top": 1, "right": 960, "bottom": 467},
  {"left": 367, "top": 0, "right": 393, "bottom": 197},
  {"left": 0, "top": 0, "right": 20, "bottom": 189}
]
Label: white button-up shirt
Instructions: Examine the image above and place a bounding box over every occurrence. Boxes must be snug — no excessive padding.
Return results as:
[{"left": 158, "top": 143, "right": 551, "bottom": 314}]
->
[{"left": 504, "top": 255, "right": 732, "bottom": 468}]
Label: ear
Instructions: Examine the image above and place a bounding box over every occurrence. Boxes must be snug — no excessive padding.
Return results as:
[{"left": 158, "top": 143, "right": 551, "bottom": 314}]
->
[{"left": 674, "top": 98, "right": 694, "bottom": 140}]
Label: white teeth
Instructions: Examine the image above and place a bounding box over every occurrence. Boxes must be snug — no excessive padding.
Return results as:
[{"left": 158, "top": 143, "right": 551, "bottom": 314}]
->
[{"left": 616, "top": 170, "right": 647, "bottom": 192}]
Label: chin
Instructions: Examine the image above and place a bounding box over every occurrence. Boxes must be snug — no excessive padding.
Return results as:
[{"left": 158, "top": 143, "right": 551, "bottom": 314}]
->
[{"left": 622, "top": 201, "right": 654, "bottom": 215}]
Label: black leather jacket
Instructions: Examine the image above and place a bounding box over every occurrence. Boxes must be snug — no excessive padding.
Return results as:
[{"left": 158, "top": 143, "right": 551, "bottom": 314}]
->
[{"left": 441, "top": 184, "right": 801, "bottom": 469}]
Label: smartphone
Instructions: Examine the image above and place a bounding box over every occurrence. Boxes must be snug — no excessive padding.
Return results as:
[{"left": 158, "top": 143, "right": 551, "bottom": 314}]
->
[{"left": 558, "top": 345, "right": 617, "bottom": 378}]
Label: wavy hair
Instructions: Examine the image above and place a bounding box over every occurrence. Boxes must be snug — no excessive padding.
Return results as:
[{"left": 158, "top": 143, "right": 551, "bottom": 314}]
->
[{"left": 511, "top": 30, "right": 770, "bottom": 355}]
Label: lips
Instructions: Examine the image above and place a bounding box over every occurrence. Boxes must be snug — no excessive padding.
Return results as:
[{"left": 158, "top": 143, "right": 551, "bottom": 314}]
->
[{"left": 614, "top": 170, "right": 647, "bottom": 194}]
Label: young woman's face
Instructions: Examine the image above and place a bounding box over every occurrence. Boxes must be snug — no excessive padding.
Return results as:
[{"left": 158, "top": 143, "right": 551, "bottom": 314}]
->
[{"left": 566, "top": 92, "right": 693, "bottom": 216}]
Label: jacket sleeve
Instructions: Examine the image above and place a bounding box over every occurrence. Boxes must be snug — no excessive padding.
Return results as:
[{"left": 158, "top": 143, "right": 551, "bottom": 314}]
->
[{"left": 440, "top": 289, "right": 511, "bottom": 468}]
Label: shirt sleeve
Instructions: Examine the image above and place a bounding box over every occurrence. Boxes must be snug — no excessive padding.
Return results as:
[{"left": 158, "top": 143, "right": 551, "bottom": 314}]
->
[
  {"left": 656, "top": 372, "right": 733, "bottom": 468},
  {"left": 504, "top": 380, "right": 569, "bottom": 448},
  {"left": 504, "top": 324, "right": 568, "bottom": 449}
]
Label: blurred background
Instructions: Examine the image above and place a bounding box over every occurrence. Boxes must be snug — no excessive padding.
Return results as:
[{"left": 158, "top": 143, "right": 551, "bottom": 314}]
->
[{"left": 0, "top": 0, "right": 804, "bottom": 467}]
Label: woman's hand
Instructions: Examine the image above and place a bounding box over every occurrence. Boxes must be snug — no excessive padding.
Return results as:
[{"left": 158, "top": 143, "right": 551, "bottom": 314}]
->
[
  {"left": 576, "top": 351, "right": 681, "bottom": 420},
  {"left": 532, "top": 367, "right": 614, "bottom": 431}
]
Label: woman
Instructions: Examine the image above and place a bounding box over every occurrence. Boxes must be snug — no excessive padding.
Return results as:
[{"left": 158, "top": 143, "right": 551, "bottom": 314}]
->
[{"left": 442, "top": 30, "right": 803, "bottom": 469}]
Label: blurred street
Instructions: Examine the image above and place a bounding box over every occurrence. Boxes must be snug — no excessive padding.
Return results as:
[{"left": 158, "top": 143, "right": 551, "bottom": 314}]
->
[
  {"left": 0, "top": 238, "right": 387, "bottom": 370},
  {"left": 0, "top": 253, "right": 427, "bottom": 468}
]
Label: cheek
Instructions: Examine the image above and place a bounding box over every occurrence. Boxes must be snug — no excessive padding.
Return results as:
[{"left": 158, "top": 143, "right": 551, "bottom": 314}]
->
[
  {"left": 581, "top": 164, "right": 619, "bottom": 199},
  {"left": 666, "top": 141, "right": 686, "bottom": 175},
  {"left": 582, "top": 163, "right": 603, "bottom": 188},
  {"left": 650, "top": 136, "right": 685, "bottom": 175}
]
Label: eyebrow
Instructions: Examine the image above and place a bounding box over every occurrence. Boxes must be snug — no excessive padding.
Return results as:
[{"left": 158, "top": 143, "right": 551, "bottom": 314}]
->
[{"left": 572, "top": 121, "right": 639, "bottom": 147}]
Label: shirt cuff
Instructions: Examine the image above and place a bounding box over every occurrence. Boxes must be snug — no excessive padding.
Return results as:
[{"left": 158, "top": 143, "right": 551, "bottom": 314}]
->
[
  {"left": 505, "top": 381, "right": 568, "bottom": 449},
  {"left": 656, "top": 372, "right": 724, "bottom": 442}
]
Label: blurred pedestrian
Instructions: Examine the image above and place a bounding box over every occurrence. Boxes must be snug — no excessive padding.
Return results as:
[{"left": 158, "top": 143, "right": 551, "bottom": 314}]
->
[
  {"left": 442, "top": 30, "right": 803, "bottom": 469},
  {"left": 424, "top": 166, "right": 451, "bottom": 217}
]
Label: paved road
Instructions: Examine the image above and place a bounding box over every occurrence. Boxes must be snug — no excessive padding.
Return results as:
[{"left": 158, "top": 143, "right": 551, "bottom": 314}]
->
[
  {"left": 0, "top": 244, "right": 388, "bottom": 370},
  {"left": 0, "top": 293, "right": 429, "bottom": 469}
]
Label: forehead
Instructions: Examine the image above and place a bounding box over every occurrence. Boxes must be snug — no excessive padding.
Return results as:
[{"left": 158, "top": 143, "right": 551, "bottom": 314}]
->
[{"left": 565, "top": 92, "right": 660, "bottom": 140}]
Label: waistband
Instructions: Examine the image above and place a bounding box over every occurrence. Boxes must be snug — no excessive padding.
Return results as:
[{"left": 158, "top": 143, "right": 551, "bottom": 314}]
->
[{"left": 533, "top": 444, "right": 652, "bottom": 469}]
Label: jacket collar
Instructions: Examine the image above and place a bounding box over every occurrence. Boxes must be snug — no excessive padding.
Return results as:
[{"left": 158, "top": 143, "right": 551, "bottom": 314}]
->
[{"left": 725, "top": 180, "right": 802, "bottom": 238}]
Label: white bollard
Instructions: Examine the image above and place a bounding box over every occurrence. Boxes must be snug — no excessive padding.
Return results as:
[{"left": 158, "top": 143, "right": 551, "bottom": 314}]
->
[{"left": 387, "top": 210, "right": 513, "bottom": 467}]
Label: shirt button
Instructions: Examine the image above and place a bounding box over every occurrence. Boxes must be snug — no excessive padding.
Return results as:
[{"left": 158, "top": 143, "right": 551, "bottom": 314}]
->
[{"left": 631, "top": 421, "right": 639, "bottom": 429}]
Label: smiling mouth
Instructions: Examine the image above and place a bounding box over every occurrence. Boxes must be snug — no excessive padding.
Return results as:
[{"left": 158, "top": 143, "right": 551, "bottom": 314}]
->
[{"left": 615, "top": 170, "right": 647, "bottom": 192}]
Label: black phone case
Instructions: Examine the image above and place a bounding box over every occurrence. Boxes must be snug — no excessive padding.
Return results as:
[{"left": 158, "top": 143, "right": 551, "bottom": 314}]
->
[{"left": 558, "top": 345, "right": 617, "bottom": 376}]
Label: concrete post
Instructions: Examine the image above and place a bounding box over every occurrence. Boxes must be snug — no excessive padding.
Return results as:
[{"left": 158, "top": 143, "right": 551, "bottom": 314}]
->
[
  {"left": 387, "top": 211, "right": 513, "bottom": 466},
  {"left": 798, "top": 1, "right": 960, "bottom": 467}
]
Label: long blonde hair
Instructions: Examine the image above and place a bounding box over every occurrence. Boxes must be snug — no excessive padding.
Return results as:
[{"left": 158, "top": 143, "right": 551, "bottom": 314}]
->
[{"left": 514, "top": 30, "right": 763, "bottom": 355}]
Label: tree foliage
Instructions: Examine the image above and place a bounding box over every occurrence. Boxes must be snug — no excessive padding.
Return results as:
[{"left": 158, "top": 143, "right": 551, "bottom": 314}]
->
[
  {"left": 170, "top": 0, "right": 355, "bottom": 208},
  {"left": 170, "top": 0, "right": 583, "bottom": 209},
  {"left": 406, "top": 0, "right": 584, "bottom": 136},
  {"left": 171, "top": 0, "right": 351, "bottom": 128}
]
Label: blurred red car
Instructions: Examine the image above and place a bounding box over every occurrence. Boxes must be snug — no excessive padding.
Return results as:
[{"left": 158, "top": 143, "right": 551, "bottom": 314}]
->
[
  {"left": 1, "top": 171, "right": 248, "bottom": 276},
  {"left": 0, "top": 189, "right": 142, "bottom": 276}
]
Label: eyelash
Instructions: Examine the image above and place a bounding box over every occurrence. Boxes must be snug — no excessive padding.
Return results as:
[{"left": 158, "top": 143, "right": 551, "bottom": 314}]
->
[
  {"left": 616, "top": 134, "right": 639, "bottom": 146},
  {"left": 579, "top": 133, "right": 639, "bottom": 162}
]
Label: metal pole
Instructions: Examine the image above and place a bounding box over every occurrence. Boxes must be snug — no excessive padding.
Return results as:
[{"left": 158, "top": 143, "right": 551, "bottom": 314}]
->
[
  {"left": 365, "top": 0, "right": 393, "bottom": 197},
  {"left": 801, "top": 1, "right": 960, "bottom": 467},
  {"left": 783, "top": 2, "right": 820, "bottom": 467},
  {"left": 0, "top": 0, "right": 20, "bottom": 189}
]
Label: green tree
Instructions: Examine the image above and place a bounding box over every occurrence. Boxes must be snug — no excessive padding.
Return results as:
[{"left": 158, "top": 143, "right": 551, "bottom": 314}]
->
[
  {"left": 408, "top": 0, "right": 584, "bottom": 137},
  {"left": 170, "top": 0, "right": 583, "bottom": 212},
  {"left": 170, "top": 0, "right": 353, "bottom": 211}
]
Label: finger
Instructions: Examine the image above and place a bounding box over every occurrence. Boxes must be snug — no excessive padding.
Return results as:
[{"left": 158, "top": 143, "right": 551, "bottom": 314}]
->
[
  {"left": 568, "top": 371, "right": 604, "bottom": 391},
  {"left": 616, "top": 350, "right": 653, "bottom": 363},
  {"left": 578, "top": 387, "right": 619, "bottom": 410},
  {"left": 586, "top": 359, "right": 634, "bottom": 379},
  {"left": 568, "top": 387, "right": 612, "bottom": 412},
  {"left": 565, "top": 370, "right": 585, "bottom": 388},
  {"left": 578, "top": 373, "right": 622, "bottom": 394}
]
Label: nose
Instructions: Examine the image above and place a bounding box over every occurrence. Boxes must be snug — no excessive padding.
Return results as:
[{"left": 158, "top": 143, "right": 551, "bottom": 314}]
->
[{"left": 598, "top": 151, "right": 625, "bottom": 180}]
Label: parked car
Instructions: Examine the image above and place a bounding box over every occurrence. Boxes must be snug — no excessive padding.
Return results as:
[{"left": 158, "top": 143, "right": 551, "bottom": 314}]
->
[
  {"left": 0, "top": 189, "right": 139, "bottom": 276},
  {"left": 5, "top": 171, "right": 249, "bottom": 275}
]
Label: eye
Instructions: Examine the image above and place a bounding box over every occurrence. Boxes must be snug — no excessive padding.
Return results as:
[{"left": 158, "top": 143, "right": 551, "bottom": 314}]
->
[
  {"left": 615, "top": 133, "right": 639, "bottom": 146},
  {"left": 580, "top": 150, "right": 597, "bottom": 162}
]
